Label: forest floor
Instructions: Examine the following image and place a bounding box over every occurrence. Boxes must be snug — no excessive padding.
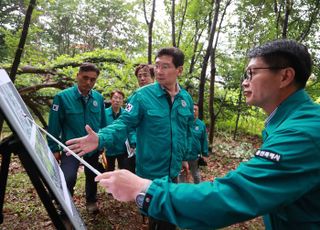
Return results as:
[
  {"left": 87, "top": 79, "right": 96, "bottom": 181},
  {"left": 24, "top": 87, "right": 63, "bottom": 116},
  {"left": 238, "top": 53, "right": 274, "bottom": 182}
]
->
[{"left": 1, "top": 134, "right": 264, "bottom": 230}]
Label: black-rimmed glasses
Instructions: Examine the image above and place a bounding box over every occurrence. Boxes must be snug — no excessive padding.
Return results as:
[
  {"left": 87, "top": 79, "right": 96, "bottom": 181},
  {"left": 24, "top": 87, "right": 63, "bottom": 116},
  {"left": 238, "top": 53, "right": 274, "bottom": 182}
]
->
[{"left": 243, "top": 67, "right": 287, "bottom": 81}]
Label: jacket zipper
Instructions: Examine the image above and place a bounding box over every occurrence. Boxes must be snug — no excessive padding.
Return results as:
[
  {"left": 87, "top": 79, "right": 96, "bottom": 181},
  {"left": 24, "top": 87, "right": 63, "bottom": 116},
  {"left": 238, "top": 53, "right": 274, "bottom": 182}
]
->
[{"left": 165, "top": 92, "right": 174, "bottom": 179}]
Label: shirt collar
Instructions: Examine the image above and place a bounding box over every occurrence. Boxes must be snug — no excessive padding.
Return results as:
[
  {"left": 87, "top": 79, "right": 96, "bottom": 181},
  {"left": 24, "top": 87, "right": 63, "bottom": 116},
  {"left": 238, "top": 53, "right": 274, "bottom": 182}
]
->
[
  {"left": 112, "top": 108, "right": 122, "bottom": 119},
  {"left": 264, "top": 107, "right": 278, "bottom": 127},
  {"left": 160, "top": 82, "right": 181, "bottom": 98},
  {"left": 74, "top": 84, "right": 92, "bottom": 100}
]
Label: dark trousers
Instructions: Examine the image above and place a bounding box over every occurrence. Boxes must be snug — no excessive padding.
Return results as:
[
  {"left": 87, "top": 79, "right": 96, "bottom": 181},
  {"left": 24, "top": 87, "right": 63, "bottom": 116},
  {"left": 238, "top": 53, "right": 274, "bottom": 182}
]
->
[
  {"left": 124, "top": 155, "right": 136, "bottom": 173},
  {"left": 60, "top": 152, "right": 99, "bottom": 203},
  {"left": 106, "top": 153, "right": 126, "bottom": 171},
  {"left": 148, "top": 177, "right": 177, "bottom": 230}
]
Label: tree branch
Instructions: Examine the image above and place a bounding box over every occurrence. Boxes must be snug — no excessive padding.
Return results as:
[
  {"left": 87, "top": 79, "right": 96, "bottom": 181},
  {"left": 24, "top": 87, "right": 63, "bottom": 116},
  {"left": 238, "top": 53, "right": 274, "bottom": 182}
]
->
[
  {"left": 18, "top": 81, "right": 72, "bottom": 95},
  {"left": 298, "top": 0, "right": 320, "bottom": 42},
  {"left": 23, "top": 97, "right": 48, "bottom": 128}
]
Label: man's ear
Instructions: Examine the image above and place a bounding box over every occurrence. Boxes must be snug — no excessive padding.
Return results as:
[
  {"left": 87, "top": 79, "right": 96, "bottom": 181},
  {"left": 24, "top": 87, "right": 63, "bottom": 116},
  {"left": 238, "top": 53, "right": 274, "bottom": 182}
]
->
[
  {"left": 280, "top": 67, "right": 295, "bottom": 88},
  {"left": 177, "top": 66, "right": 183, "bottom": 76}
]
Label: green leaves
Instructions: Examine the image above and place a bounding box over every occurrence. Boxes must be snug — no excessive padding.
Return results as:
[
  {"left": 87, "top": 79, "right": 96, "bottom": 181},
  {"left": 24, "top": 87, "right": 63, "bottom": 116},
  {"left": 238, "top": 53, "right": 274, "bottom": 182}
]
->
[{"left": 0, "top": 0, "right": 319, "bottom": 134}]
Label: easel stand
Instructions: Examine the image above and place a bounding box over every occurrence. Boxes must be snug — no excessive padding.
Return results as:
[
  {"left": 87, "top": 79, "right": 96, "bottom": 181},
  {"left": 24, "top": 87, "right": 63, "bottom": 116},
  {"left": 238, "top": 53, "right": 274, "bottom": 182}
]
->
[{"left": 0, "top": 135, "right": 70, "bottom": 229}]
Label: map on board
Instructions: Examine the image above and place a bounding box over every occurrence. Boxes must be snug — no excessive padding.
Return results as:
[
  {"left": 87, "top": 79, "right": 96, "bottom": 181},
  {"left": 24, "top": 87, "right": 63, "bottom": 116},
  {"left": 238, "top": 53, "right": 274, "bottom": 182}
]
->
[{"left": 0, "top": 69, "right": 85, "bottom": 229}]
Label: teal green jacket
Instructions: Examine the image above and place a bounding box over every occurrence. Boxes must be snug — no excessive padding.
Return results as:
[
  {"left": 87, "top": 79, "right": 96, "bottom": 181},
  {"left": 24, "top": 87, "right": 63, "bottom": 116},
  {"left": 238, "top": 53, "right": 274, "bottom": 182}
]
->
[
  {"left": 47, "top": 85, "right": 106, "bottom": 156},
  {"left": 98, "top": 82, "right": 194, "bottom": 180},
  {"left": 185, "top": 118, "right": 208, "bottom": 161},
  {"left": 104, "top": 107, "right": 130, "bottom": 156},
  {"left": 144, "top": 89, "right": 320, "bottom": 229},
  {"left": 125, "top": 94, "right": 137, "bottom": 148}
]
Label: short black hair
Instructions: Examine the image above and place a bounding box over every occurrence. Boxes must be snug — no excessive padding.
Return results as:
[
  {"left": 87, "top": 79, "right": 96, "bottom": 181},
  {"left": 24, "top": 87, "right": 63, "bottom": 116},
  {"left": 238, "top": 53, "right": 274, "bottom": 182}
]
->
[
  {"left": 155, "top": 47, "right": 185, "bottom": 68},
  {"left": 79, "top": 62, "right": 100, "bottom": 76},
  {"left": 248, "top": 39, "right": 312, "bottom": 88}
]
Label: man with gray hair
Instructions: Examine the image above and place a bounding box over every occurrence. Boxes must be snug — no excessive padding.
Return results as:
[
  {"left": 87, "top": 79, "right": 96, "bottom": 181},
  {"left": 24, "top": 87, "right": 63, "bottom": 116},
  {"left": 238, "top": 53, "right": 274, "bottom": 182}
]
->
[{"left": 94, "top": 40, "right": 320, "bottom": 229}]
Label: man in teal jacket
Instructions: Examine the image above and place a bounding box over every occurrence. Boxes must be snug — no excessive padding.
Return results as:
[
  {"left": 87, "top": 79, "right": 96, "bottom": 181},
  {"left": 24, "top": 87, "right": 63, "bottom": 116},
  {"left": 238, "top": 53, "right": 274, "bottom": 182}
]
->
[
  {"left": 124, "top": 64, "right": 155, "bottom": 174},
  {"left": 94, "top": 40, "right": 320, "bottom": 230},
  {"left": 135, "top": 63, "right": 155, "bottom": 87},
  {"left": 67, "top": 47, "right": 193, "bottom": 229},
  {"left": 104, "top": 89, "right": 133, "bottom": 171},
  {"left": 179, "top": 103, "right": 208, "bottom": 184},
  {"left": 47, "top": 62, "right": 106, "bottom": 214}
]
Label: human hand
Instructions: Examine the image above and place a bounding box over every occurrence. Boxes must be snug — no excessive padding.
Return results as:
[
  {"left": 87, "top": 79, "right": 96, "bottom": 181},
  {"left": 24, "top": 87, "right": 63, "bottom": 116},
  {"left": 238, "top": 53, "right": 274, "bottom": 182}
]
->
[
  {"left": 182, "top": 161, "right": 189, "bottom": 173},
  {"left": 128, "top": 147, "right": 135, "bottom": 158},
  {"left": 95, "top": 169, "right": 152, "bottom": 202},
  {"left": 198, "top": 156, "right": 208, "bottom": 166},
  {"left": 202, "top": 156, "right": 209, "bottom": 161},
  {"left": 65, "top": 125, "right": 99, "bottom": 157}
]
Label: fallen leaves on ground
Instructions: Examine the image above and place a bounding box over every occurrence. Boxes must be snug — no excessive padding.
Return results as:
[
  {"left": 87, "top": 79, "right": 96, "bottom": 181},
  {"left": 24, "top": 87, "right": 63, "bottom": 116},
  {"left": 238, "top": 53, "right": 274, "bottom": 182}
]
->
[{"left": 1, "top": 135, "right": 264, "bottom": 229}]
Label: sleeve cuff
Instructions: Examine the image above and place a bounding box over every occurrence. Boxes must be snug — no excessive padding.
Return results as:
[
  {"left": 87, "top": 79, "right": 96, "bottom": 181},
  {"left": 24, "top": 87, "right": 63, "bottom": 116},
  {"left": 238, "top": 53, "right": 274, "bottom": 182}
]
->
[
  {"left": 142, "top": 177, "right": 170, "bottom": 215},
  {"left": 98, "top": 132, "right": 113, "bottom": 149},
  {"left": 141, "top": 181, "right": 158, "bottom": 215}
]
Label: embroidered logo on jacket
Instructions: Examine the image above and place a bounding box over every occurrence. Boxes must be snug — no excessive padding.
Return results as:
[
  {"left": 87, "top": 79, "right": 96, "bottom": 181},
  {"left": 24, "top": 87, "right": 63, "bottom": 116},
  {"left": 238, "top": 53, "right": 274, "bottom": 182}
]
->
[
  {"left": 255, "top": 150, "right": 281, "bottom": 162},
  {"left": 181, "top": 100, "right": 187, "bottom": 107}
]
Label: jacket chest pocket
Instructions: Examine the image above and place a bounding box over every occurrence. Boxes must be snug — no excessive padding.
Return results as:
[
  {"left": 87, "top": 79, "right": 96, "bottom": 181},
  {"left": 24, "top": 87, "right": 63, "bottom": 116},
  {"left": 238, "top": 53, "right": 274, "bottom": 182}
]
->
[
  {"left": 65, "top": 108, "right": 84, "bottom": 127},
  {"left": 146, "top": 109, "right": 169, "bottom": 127},
  {"left": 177, "top": 108, "right": 192, "bottom": 125},
  {"left": 89, "top": 105, "right": 100, "bottom": 115},
  {"left": 88, "top": 105, "right": 102, "bottom": 130}
]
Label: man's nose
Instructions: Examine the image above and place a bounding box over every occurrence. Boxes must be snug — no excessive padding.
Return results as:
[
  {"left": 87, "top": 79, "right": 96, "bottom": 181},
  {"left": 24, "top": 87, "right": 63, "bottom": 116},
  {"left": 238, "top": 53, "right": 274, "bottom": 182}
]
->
[
  {"left": 156, "top": 67, "right": 163, "bottom": 74},
  {"left": 85, "top": 79, "right": 93, "bottom": 84},
  {"left": 242, "top": 79, "right": 249, "bottom": 87}
]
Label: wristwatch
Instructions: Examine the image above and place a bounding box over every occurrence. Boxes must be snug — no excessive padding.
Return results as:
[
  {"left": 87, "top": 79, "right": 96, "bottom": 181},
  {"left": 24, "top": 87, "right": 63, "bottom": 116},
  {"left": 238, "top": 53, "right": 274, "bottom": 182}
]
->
[
  {"left": 135, "top": 192, "right": 146, "bottom": 209},
  {"left": 135, "top": 182, "right": 152, "bottom": 212}
]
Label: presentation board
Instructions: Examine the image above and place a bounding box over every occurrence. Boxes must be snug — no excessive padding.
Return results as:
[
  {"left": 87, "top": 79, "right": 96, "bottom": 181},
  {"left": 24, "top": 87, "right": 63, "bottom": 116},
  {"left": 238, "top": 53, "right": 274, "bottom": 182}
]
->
[{"left": 0, "top": 69, "right": 85, "bottom": 229}]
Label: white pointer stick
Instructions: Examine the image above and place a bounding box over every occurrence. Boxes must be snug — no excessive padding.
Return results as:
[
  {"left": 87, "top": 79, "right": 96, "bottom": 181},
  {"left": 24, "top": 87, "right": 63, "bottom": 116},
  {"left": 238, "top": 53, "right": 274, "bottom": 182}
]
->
[{"left": 23, "top": 114, "right": 101, "bottom": 176}]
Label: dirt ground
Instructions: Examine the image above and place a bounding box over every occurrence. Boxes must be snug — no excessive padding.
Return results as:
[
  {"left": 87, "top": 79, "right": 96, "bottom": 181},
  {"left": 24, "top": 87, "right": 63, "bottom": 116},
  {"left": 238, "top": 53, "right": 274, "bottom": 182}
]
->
[{"left": 0, "top": 136, "right": 264, "bottom": 229}]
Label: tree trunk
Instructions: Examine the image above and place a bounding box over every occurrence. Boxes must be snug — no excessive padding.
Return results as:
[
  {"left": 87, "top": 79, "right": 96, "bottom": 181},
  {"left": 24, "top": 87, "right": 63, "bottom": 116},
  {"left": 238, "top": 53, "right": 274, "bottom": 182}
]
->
[
  {"left": 143, "top": 0, "right": 156, "bottom": 64},
  {"left": 282, "top": 0, "right": 291, "bottom": 38},
  {"left": 0, "top": 0, "right": 36, "bottom": 133},
  {"left": 9, "top": 0, "right": 36, "bottom": 82},
  {"left": 177, "top": 0, "right": 188, "bottom": 48},
  {"left": 171, "top": 0, "right": 176, "bottom": 47},
  {"left": 208, "top": 0, "right": 231, "bottom": 145},
  {"left": 233, "top": 83, "right": 243, "bottom": 140},
  {"left": 188, "top": 22, "right": 204, "bottom": 75},
  {"left": 198, "top": 0, "right": 220, "bottom": 120},
  {"left": 208, "top": 63, "right": 216, "bottom": 145}
]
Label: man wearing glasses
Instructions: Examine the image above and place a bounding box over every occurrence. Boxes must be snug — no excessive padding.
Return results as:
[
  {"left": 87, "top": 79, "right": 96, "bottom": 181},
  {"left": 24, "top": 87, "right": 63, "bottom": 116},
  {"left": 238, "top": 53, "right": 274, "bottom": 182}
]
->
[
  {"left": 67, "top": 47, "right": 194, "bottom": 230},
  {"left": 93, "top": 39, "right": 320, "bottom": 229}
]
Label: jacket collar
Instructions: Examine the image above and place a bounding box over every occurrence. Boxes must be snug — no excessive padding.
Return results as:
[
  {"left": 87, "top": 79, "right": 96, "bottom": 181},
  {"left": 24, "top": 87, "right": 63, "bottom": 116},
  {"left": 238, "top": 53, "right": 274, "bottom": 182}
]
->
[
  {"left": 73, "top": 84, "right": 92, "bottom": 100},
  {"left": 265, "top": 89, "right": 311, "bottom": 133},
  {"left": 154, "top": 82, "right": 182, "bottom": 98}
]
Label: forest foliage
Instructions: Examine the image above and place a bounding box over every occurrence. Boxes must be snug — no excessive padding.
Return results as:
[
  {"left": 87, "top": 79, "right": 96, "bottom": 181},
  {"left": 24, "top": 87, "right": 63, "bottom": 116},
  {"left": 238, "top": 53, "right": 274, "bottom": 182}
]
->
[{"left": 0, "top": 0, "right": 319, "bottom": 140}]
